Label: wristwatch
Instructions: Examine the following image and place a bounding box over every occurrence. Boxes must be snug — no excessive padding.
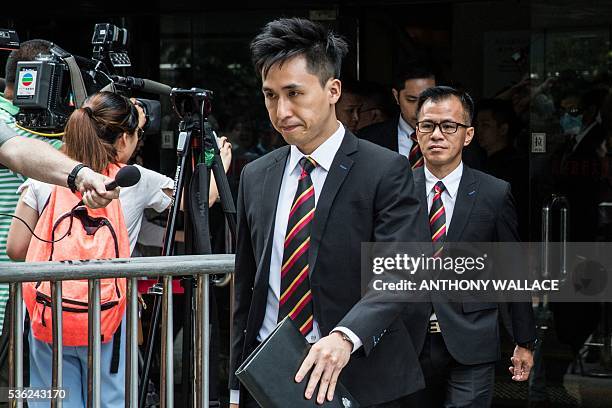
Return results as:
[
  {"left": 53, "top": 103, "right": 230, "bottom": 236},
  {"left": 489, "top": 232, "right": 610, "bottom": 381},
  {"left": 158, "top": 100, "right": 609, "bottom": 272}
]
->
[
  {"left": 67, "top": 163, "right": 87, "bottom": 192},
  {"left": 517, "top": 339, "right": 538, "bottom": 352}
]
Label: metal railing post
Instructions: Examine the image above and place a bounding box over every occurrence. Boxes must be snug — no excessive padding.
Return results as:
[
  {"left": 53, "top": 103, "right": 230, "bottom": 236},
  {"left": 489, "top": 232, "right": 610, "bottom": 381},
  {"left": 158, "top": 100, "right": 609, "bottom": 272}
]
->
[
  {"left": 87, "top": 279, "right": 101, "bottom": 408},
  {"left": 8, "top": 282, "right": 23, "bottom": 408},
  {"left": 51, "top": 281, "right": 63, "bottom": 408},
  {"left": 160, "top": 275, "right": 174, "bottom": 408},
  {"left": 194, "top": 274, "right": 210, "bottom": 408},
  {"left": 125, "top": 277, "right": 138, "bottom": 408},
  {"left": 202, "top": 274, "right": 210, "bottom": 408}
]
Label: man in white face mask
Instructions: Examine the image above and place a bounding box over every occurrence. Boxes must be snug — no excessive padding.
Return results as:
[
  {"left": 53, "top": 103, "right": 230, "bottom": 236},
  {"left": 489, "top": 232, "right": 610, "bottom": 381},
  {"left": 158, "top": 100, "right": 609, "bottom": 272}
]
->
[{"left": 558, "top": 93, "right": 584, "bottom": 138}]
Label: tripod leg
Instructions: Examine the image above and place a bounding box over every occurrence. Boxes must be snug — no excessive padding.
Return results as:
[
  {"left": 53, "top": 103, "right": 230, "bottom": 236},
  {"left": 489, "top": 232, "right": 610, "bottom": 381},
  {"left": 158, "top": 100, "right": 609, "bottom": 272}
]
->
[
  {"left": 139, "top": 295, "right": 161, "bottom": 408},
  {"left": 181, "top": 283, "right": 193, "bottom": 405},
  {"left": 140, "top": 128, "right": 193, "bottom": 407}
]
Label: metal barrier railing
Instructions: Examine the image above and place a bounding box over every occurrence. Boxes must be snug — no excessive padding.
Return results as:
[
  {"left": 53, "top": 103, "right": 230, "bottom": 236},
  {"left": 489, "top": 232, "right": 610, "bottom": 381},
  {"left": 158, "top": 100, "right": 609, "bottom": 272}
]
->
[{"left": 0, "top": 254, "right": 234, "bottom": 408}]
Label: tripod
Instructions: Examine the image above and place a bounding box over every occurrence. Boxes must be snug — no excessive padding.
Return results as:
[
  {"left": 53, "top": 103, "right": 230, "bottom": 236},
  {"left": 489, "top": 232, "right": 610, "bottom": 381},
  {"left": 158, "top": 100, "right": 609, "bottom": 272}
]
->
[{"left": 138, "top": 88, "right": 236, "bottom": 408}]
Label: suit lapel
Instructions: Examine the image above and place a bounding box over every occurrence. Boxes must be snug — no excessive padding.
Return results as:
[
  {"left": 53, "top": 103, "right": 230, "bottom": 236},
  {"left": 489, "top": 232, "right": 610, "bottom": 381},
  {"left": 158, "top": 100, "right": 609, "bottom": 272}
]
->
[
  {"left": 254, "top": 147, "right": 289, "bottom": 288},
  {"left": 308, "top": 131, "right": 358, "bottom": 276},
  {"left": 413, "top": 167, "right": 428, "bottom": 210},
  {"left": 447, "top": 165, "right": 478, "bottom": 241}
]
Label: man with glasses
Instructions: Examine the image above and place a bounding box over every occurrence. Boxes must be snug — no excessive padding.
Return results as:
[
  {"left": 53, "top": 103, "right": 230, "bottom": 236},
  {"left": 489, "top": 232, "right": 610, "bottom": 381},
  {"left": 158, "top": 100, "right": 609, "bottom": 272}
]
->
[{"left": 401, "top": 86, "right": 536, "bottom": 407}]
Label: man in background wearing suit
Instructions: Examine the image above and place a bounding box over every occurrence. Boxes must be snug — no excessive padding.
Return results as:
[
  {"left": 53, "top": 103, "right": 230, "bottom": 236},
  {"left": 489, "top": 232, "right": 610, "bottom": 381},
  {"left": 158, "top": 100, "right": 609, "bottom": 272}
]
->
[
  {"left": 229, "top": 18, "right": 427, "bottom": 408},
  {"left": 358, "top": 66, "right": 436, "bottom": 169},
  {"left": 403, "top": 86, "right": 537, "bottom": 407}
]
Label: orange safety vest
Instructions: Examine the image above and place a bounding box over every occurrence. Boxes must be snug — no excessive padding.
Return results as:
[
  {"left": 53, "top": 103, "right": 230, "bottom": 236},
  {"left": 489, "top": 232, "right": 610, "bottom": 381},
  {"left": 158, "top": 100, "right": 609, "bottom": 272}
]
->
[{"left": 23, "top": 163, "right": 130, "bottom": 346}]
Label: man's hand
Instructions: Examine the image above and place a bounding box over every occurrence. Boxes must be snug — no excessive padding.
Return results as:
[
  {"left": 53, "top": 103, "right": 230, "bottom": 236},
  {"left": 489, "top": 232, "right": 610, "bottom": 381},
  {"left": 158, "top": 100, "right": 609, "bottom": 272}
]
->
[
  {"left": 295, "top": 332, "right": 352, "bottom": 404},
  {"left": 509, "top": 345, "right": 533, "bottom": 381},
  {"left": 229, "top": 404, "right": 238, "bottom": 408},
  {"left": 75, "top": 167, "right": 119, "bottom": 208}
]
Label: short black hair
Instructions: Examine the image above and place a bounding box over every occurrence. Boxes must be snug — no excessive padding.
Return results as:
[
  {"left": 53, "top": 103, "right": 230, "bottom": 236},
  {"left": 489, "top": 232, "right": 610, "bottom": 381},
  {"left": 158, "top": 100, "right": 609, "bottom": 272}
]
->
[
  {"left": 392, "top": 64, "right": 436, "bottom": 92},
  {"left": 5, "top": 39, "right": 53, "bottom": 86},
  {"left": 250, "top": 17, "right": 349, "bottom": 87},
  {"left": 416, "top": 86, "right": 475, "bottom": 124}
]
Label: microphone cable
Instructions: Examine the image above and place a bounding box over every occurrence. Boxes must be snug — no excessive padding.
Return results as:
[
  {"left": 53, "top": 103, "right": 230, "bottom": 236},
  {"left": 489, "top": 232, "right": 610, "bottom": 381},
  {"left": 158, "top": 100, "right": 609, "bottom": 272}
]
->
[{"left": 0, "top": 212, "right": 72, "bottom": 244}]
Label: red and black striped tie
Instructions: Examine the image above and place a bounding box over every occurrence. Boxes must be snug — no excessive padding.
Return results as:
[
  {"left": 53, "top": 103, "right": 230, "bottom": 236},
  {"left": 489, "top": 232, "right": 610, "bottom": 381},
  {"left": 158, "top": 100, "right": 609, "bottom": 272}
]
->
[
  {"left": 278, "top": 156, "right": 316, "bottom": 336},
  {"left": 430, "top": 181, "right": 446, "bottom": 257},
  {"left": 408, "top": 131, "right": 424, "bottom": 169}
]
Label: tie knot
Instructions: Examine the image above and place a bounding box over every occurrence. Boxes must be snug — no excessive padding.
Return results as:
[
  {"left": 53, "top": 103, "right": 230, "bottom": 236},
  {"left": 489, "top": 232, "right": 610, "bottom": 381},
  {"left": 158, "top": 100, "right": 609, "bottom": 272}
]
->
[
  {"left": 300, "top": 156, "right": 317, "bottom": 175},
  {"left": 409, "top": 131, "right": 418, "bottom": 143},
  {"left": 434, "top": 181, "right": 446, "bottom": 194}
]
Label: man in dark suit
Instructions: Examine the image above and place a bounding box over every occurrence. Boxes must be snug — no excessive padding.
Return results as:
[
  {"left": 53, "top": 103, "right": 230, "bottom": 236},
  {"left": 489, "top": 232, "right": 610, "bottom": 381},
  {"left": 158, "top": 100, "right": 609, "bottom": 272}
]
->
[
  {"left": 402, "top": 86, "right": 537, "bottom": 407},
  {"left": 229, "top": 18, "right": 427, "bottom": 408},
  {"left": 358, "top": 66, "right": 436, "bottom": 168}
]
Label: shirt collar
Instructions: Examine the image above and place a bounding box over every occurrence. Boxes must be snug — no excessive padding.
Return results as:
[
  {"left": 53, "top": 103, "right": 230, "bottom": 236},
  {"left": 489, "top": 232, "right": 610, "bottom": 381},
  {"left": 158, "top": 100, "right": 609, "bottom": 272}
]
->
[
  {"left": 398, "top": 114, "right": 415, "bottom": 138},
  {"left": 288, "top": 121, "right": 345, "bottom": 174},
  {"left": 424, "top": 161, "right": 463, "bottom": 199},
  {"left": 0, "top": 95, "right": 19, "bottom": 116}
]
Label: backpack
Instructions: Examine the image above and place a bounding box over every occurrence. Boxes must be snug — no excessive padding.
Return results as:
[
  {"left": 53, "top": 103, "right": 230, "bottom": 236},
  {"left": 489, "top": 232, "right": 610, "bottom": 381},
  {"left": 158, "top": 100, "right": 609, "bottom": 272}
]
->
[{"left": 23, "top": 163, "right": 131, "bottom": 347}]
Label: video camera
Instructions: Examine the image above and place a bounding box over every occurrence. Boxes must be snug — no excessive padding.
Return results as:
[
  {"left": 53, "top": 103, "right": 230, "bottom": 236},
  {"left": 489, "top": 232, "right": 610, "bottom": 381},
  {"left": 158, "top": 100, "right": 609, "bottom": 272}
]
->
[
  {"left": 11, "top": 23, "right": 163, "bottom": 134},
  {"left": 0, "top": 28, "right": 19, "bottom": 51}
]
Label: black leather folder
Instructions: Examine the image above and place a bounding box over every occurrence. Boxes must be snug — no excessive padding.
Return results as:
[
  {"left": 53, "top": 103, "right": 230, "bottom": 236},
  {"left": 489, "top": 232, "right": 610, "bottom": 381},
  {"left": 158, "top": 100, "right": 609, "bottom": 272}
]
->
[{"left": 235, "top": 317, "right": 360, "bottom": 408}]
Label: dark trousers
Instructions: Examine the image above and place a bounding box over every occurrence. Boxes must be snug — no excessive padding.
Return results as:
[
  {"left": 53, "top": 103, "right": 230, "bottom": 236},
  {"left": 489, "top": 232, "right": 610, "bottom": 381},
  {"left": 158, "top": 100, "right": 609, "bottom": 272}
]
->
[{"left": 401, "top": 332, "right": 495, "bottom": 408}]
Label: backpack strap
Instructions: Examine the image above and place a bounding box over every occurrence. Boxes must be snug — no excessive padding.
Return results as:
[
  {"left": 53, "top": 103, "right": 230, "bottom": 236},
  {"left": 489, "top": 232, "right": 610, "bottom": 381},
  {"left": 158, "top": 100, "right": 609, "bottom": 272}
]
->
[
  {"left": 110, "top": 321, "right": 121, "bottom": 374},
  {"left": 49, "top": 208, "right": 77, "bottom": 261}
]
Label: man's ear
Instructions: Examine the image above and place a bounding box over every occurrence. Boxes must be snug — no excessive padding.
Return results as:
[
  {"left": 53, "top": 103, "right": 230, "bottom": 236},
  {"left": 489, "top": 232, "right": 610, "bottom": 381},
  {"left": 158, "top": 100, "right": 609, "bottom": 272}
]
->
[
  {"left": 392, "top": 89, "right": 399, "bottom": 105},
  {"left": 329, "top": 78, "right": 341, "bottom": 104},
  {"left": 464, "top": 126, "right": 475, "bottom": 146}
]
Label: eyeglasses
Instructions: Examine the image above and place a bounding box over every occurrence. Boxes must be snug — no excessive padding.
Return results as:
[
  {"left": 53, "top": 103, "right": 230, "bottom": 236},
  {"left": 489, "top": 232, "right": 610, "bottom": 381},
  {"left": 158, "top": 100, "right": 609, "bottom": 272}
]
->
[
  {"left": 416, "top": 120, "right": 471, "bottom": 135},
  {"left": 136, "top": 127, "right": 144, "bottom": 140}
]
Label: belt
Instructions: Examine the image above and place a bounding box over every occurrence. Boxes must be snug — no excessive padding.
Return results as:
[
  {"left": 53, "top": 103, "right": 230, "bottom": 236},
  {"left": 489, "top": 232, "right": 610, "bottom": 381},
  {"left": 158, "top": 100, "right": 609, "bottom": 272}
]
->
[{"left": 429, "top": 320, "right": 441, "bottom": 334}]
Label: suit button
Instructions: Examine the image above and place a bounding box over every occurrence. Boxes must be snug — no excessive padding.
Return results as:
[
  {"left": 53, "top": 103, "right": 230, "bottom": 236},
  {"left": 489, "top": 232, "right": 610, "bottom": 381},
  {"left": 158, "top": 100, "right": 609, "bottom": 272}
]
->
[
  {"left": 250, "top": 287, "right": 254, "bottom": 291},
  {"left": 243, "top": 329, "right": 247, "bottom": 334}
]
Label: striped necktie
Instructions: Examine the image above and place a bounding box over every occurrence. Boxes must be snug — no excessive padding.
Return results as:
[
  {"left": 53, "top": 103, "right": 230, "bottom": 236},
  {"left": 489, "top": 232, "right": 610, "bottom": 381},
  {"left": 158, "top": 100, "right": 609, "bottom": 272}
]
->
[
  {"left": 429, "top": 181, "right": 446, "bottom": 257},
  {"left": 278, "top": 156, "right": 316, "bottom": 336},
  {"left": 408, "top": 131, "right": 424, "bottom": 168}
]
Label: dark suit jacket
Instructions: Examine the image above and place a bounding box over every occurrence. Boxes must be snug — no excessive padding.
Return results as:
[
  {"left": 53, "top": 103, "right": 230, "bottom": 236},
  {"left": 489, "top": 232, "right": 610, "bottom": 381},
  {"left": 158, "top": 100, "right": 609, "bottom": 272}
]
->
[
  {"left": 406, "top": 165, "right": 536, "bottom": 365},
  {"left": 230, "top": 130, "right": 429, "bottom": 406},
  {"left": 358, "top": 114, "right": 486, "bottom": 170},
  {"left": 358, "top": 115, "right": 400, "bottom": 152}
]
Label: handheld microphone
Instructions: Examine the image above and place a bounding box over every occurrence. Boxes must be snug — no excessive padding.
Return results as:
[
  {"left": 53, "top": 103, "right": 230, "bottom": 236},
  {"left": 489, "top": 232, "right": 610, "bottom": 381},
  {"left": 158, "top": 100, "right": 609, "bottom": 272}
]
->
[
  {"left": 111, "top": 75, "right": 172, "bottom": 96},
  {"left": 77, "top": 165, "right": 141, "bottom": 207},
  {"left": 105, "top": 165, "right": 141, "bottom": 190}
]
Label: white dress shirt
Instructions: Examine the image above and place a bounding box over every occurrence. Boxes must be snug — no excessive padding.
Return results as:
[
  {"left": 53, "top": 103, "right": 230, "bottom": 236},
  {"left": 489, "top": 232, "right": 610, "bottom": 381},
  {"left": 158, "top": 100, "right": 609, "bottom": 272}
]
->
[
  {"left": 397, "top": 114, "right": 415, "bottom": 157},
  {"left": 231, "top": 122, "right": 361, "bottom": 405},
  {"left": 424, "top": 162, "right": 463, "bottom": 321}
]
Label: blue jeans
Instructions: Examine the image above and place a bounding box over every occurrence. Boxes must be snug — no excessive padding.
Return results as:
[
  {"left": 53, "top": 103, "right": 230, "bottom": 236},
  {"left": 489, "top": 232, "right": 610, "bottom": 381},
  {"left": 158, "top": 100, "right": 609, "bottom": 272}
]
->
[{"left": 28, "top": 317, "right": 126, "bottom": 408}]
